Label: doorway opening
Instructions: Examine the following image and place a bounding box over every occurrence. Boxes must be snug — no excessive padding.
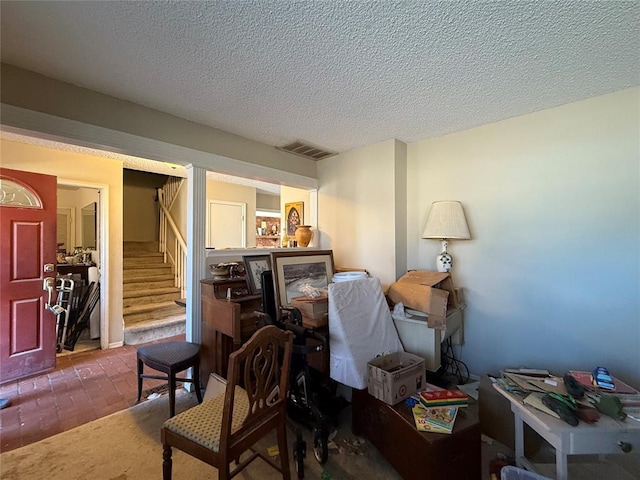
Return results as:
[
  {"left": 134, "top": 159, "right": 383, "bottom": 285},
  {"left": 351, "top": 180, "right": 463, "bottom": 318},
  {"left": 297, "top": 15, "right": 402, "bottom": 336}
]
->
[{"left": 56, "top": 180, "right": 109, "bottom": 354}]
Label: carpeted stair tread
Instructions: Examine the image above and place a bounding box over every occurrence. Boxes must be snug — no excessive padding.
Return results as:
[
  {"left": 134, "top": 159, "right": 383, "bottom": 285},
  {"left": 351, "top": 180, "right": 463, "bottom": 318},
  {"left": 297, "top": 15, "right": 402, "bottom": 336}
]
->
[
  {"left": 123, "top": 315, "right": 186, "bottom": 344},
  {"left": 122, "top": 263, "right": 171, "bottom": 275},
  {"left": 124, "top": 273, "right": 174, "bottom": 284},
  {"left": 123, "top": 256, "right": 165, "bottom": 266},
  {"left": 122, "top": 241, "right": 184, "bottom": 342},
  {"left": 123, "top": 300, "right": 183, "bottom": 315},
  {"left": 124, "top": 314, "right": 186, "bottom": 333},
  {"left": 123, "top": 291, "right": 182, "bottom": 308},
  {"left": 123, "top": 286, "right": 181, "bottom": 298}
]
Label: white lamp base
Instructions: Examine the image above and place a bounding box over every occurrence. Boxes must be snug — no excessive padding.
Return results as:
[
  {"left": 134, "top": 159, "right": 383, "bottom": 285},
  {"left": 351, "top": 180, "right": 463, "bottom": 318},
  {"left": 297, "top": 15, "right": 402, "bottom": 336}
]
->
[
  {"left": 436, "top": 240, "right": 452, "bottom": 272},
  {"left": 436, "top": 253, "right": 452, "bottom": 272}
]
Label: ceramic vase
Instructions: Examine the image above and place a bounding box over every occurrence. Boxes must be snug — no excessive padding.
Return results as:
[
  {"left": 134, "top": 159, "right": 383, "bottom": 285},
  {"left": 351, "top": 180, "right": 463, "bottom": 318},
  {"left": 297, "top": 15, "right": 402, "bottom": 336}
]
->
[{"left": 295, "top": 225, "right": 313, "bottom": 247}]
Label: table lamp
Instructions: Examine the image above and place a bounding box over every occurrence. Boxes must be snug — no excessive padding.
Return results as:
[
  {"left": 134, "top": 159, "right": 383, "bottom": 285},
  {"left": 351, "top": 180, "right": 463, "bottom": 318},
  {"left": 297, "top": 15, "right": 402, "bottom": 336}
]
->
[{"left": 422, "top": 201, "right": 470, "bottom": 272}]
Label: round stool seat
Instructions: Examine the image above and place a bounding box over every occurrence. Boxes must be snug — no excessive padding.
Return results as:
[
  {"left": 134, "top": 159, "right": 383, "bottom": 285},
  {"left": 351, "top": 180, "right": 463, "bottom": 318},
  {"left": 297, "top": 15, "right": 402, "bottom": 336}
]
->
[
  {"left": 138, "top": 342, "right": 200, "bottom": 368},
  {"left": 137, "top": 341, "right": 203, "bottom": 417}
]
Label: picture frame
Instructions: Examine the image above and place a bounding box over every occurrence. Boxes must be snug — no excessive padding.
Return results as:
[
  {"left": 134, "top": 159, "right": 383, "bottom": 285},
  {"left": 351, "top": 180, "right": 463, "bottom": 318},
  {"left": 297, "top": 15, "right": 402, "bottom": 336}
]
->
[
  {"left": 284, "top": 201, "right": 304, "bottom": 236},
  {"left": 242, "top": 254, "right": 271, "bottom": 296},
  {"left": 270, "top": 250, "right": 334, "bottom": 309}
]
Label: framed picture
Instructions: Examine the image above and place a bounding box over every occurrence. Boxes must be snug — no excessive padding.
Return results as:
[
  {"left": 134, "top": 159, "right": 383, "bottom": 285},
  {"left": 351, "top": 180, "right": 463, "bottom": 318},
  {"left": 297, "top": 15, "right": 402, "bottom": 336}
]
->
[
  {"left": 270, "top": 250, "right": 334, "bottom": 309},
  {"left": 284, "top": 201, "right": 304, "bottom": 236},
  {"left": 243, "top": 255, "right": 271, "bottom": 296}
]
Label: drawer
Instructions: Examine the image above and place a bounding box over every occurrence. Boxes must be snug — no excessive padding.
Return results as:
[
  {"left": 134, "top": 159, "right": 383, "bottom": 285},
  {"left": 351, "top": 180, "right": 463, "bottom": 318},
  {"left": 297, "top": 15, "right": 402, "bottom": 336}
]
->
[{"left": 569, "top": 429, "right": 640, "bottom": 454}]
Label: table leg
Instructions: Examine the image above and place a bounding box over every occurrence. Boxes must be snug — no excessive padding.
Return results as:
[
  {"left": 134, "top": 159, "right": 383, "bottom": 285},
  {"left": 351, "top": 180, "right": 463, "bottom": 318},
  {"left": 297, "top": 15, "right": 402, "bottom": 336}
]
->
[
  {"left": 514, "top": 410, "right": 525, "bottom": 467},
  {"left": 556, "top": 447, "right": 568, "bottom": 480}
]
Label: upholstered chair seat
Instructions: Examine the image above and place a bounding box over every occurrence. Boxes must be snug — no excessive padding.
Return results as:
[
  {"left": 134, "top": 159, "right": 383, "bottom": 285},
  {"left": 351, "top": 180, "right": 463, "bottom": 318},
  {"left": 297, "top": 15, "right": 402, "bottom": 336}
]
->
[{"left": 162, "top": 386, "right": 248, "bottom": 452}]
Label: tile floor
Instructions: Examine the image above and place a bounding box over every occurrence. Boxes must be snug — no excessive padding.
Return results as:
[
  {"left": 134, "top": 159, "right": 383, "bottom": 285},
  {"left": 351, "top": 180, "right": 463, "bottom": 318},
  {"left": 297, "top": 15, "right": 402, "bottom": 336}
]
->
[{"left": 0, "top": 335, "right": 183, "bottom": 453}]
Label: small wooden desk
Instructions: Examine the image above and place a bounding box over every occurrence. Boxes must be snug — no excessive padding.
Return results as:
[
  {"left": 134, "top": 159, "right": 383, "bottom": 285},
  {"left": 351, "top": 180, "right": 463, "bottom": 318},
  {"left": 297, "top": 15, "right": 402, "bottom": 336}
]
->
[
  {"left": 200, "top": 277, "right": 260, "bottom": 380},
  {"left": 494, "top": 383, "right": 640, "bottom": 479}
]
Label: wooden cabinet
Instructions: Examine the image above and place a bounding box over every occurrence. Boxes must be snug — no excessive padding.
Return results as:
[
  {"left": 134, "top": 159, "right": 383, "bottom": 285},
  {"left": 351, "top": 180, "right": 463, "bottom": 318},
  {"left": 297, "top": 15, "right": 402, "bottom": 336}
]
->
[
  {"left": 352, "top": 388, "right": 481, "bottom": 480},
  {"left": 200, "top": 277, "right": 261, "bottom": 380}
]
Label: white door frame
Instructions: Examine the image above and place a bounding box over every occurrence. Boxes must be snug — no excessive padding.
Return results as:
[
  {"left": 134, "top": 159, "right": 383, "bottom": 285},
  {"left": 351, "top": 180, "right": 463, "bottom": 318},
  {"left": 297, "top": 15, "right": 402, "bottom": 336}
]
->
[{"left": 57, "top": 178, "right": 110, "bottom": 350}]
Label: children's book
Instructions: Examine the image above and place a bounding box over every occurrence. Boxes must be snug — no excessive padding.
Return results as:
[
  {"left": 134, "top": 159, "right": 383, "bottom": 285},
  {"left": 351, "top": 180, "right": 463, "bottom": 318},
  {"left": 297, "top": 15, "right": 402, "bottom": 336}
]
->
[
  {"left": 411, "top": 404, "right": 458, "bottom": 433},
  {"left": 419, "top": 388, "right": 469, "bottom": 407},
  {"left": 568, "top": 371, "right": 638, "bottom": 395}
]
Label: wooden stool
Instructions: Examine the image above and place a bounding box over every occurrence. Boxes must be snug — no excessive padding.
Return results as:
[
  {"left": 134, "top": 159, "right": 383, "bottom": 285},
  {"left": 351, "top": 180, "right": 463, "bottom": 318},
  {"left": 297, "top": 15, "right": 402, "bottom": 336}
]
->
[{"left": 137, "top": 341, "right": 203, "bottom": 417}]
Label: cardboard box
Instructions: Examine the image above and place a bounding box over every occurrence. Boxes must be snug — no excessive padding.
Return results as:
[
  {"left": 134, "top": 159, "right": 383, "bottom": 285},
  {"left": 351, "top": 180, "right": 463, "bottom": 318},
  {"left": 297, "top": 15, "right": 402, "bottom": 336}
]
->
[
  {"left": 386, "top": 270, "right": 458, "bottom": 330},
  {"left": 291, "top": 296, "right": 328, "bottom": 320},
  {"left": 203, "top": 373, "right": 227, "bottom": 401},
  {"left": 300, "top": 313, "right": 328, "bottom": 328},
  {"left": 367, "top": 351, "right": 425, "bottom": 405}
]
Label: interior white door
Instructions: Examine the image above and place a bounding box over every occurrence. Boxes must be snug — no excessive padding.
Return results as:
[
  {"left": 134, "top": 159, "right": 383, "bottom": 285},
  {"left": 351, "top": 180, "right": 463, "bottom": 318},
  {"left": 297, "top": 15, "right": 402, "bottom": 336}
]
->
[{"left": 207, "top": 201, "right": 246, "bottom": 249}]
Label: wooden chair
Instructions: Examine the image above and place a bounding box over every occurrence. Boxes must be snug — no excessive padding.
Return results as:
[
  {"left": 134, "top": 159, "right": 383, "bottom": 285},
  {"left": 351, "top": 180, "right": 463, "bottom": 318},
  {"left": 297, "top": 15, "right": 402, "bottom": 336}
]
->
[{"left": 161, "top": 325, "right": 294, "bottom": 480}]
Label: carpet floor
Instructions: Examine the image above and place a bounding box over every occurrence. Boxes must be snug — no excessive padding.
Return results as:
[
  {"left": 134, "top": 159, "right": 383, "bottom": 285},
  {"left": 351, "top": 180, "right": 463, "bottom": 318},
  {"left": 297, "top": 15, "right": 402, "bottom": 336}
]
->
[
  {"left": 3, "top": 389, "right": 637, "bottom": 480},
  {"left": 0, "top": 390, "right": 403, "bottom": 480}
]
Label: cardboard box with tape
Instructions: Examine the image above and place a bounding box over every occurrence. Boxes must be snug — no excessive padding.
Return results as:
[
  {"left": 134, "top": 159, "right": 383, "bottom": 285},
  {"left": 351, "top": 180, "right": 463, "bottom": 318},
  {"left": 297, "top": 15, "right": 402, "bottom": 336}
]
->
[
  {"left": 387, "top": 270, "right": 458, "bottom": 330},
  {"left": 291, "top": 296, "right": 328, "bottom": 328},
  {"left": 367, "top": 351, "right": 425, "bottom": 405}
]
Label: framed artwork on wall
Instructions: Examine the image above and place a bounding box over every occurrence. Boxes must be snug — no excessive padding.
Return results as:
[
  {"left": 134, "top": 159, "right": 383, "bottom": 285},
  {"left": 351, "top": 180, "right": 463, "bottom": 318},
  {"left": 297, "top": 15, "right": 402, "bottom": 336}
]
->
[
  {"left": 284, "top": 201, "right": 304, "bottom": 236},
  {"left": 242, "top": 255, "right": 271, "bottom": 296},
  {"left": 270, "top": 250, "right": 334, "bottom": 309}
]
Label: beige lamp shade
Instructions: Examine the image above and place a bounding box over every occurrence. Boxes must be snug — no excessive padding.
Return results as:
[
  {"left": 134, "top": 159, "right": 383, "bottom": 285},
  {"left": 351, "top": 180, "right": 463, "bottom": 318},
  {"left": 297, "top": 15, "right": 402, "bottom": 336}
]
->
[{"left": 422, "top": 201, "right": 470, "bottom": 240}]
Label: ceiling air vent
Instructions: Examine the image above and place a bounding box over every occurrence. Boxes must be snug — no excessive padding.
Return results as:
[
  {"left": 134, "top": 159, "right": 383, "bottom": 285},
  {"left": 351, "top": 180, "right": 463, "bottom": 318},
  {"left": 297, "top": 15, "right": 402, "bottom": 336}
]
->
[{"left": 277, "top": 141, "right": 337, "bottom": 160}]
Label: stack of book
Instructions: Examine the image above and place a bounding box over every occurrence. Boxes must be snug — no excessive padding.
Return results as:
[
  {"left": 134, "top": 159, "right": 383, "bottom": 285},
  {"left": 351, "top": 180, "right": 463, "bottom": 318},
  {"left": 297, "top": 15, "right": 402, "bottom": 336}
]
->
[
  {"left": 411, "top": 387, "right": 469, "bottom": 434},
  {"left": 418, "top": 388, "right": 469, "bottom": 408}
]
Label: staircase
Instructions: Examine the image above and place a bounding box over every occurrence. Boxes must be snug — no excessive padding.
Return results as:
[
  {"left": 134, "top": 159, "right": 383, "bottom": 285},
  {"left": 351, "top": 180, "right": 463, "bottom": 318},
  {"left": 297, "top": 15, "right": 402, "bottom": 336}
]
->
[{"left": 123, "top": 241, "right": 185, "bottom": 345}]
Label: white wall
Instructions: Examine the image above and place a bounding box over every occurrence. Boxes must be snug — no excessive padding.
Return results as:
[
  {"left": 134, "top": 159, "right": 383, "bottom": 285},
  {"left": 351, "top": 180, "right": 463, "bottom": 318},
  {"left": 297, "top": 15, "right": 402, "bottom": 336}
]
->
[{"left": 407, "top": 88, "right": 639, "bottom": 386}]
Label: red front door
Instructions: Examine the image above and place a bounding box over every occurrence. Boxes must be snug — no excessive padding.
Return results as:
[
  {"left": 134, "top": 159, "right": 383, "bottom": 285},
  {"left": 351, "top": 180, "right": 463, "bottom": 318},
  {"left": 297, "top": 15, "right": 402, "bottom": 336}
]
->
[{"left": 0, "top": 168, "right": 57, "bottom": 384}]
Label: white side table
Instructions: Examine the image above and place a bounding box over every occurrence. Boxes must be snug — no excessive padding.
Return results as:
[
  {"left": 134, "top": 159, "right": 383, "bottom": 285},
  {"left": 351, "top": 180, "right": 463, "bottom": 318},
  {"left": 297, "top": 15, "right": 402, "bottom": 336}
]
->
[{"left": 493, "top": 383, "right": 640, "bottom": 479}]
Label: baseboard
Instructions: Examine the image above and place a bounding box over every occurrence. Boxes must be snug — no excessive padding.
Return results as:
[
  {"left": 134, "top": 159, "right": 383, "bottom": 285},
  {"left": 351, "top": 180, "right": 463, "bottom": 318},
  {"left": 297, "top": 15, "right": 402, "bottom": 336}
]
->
[{"left": 109, "top": 341, "right": 124, "bottom": 349}]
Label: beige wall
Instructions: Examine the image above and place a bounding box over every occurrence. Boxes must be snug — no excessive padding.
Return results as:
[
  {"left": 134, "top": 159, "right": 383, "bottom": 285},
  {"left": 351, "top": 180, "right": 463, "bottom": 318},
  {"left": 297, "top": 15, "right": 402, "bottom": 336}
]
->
[
  {"left": 123, "top": 170, "right": 167, "bottom": 242},
  {"left": 57, "top": 186, "right": 100, "bottom": 250},
  {"left": 1, "top": 139, "right": 124, "bottom": 345},
  {"left": 206, "top": 179, "right": 257, "bottom": 246},
  {"left": 256, "top": 193, "right": 280, "bottom": 211},
  {"left": 317, "top": 139, "right": 401, "bottom": 286}
]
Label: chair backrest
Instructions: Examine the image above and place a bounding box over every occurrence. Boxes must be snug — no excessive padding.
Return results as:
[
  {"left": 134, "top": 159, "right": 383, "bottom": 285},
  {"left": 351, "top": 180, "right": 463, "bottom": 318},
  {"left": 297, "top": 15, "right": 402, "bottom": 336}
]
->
[{"left": 219, "top": 325, "right": 293, "bottom": 457}]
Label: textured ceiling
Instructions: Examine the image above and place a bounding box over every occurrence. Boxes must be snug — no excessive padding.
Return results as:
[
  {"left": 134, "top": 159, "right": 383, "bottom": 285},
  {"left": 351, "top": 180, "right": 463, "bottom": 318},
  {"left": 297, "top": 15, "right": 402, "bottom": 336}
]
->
[{"left": 1, "top": 1, "right": 638, "bottom": 155}]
